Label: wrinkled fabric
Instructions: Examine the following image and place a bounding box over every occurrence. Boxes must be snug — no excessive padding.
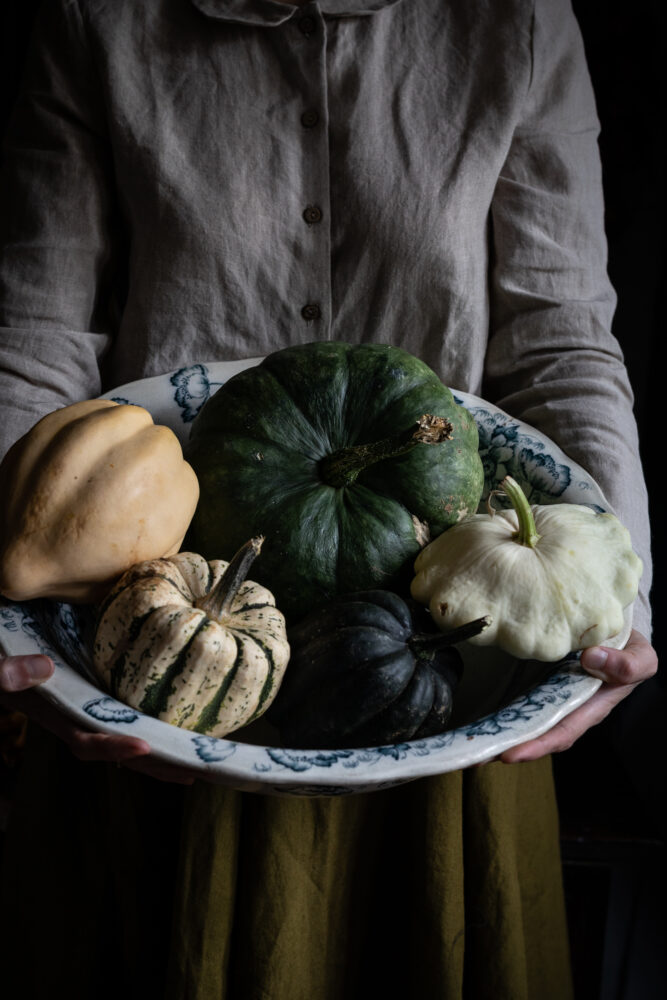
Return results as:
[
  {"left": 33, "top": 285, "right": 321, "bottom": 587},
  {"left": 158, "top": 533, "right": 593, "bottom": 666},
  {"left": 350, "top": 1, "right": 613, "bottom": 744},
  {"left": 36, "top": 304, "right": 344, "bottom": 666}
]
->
[
  {"left": 0, "top": 0, "right": 652, "bottom": 635},
  {"left": 0, "top": 727, "right": 572, "bottom": 1000}
]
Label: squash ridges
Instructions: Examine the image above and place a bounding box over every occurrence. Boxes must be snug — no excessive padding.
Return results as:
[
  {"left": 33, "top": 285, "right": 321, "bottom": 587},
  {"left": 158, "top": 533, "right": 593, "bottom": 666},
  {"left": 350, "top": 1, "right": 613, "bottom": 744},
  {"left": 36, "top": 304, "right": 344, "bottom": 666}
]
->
[
  {"left": 192, "top": 632, "right": 243, "bottom": 734},
  {"left": 242, "top": 634, "right": 277, "bottom": 721},
  {"left": 264, "top": 358, "right": 340, "bottom": 457},
  {"left": 138, "top": 617, "right": 211, "bottom": 719},
  {"left": 97, "top": 570, "right": 189, "bottom": 620},
  {"left": 106, "top": 609, "right": 156, "bottom": 696}
]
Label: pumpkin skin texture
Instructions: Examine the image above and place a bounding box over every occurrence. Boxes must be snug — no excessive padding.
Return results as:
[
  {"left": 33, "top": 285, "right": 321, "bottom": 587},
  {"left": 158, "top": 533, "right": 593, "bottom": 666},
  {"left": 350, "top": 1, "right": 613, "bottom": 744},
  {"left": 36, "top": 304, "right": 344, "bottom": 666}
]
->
[
  {"left": 268, "top": 590, "right": 488, "bottom": 749},
  {"left": 0, "top": 399, "right": 199, "bottom": 603},
  {"left": 93, "top": 539, "right": 290, "bottom": 737},
  {"left": 185, "top": 342, "right": 484, "bottom": 621}
]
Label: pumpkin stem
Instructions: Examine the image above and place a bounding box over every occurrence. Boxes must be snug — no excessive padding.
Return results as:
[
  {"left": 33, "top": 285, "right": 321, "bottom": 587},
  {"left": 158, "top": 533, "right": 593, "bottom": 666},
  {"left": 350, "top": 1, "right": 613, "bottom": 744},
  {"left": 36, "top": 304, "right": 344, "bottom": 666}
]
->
[
  {"left": 488, "top": 476, "right": 541, "bottom": 548},
  {"left": 409, "top": 616, "right": 491, "bottom": 654},
  {"left": 319, "top": 414, "right": 454, "bottom": 489},
  {"left": 197, "top": 536, "right": 265, "bottom": 619}
]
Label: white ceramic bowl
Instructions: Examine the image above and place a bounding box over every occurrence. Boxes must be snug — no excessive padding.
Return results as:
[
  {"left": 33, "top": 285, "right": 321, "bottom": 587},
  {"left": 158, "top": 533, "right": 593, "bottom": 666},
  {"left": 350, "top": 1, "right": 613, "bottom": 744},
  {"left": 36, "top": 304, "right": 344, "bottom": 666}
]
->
[{"left": 0, "top": 360, "right": 631, "bottom": 795}]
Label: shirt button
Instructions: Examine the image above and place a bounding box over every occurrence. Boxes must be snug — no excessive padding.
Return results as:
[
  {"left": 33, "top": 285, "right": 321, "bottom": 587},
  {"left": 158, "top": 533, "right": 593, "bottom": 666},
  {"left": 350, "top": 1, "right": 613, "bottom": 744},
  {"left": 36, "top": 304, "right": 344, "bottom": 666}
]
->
[
  {"left": 303, "top": 205, "right": 323, "bottom": 225},
  {"left": 301, "top": 303, "right": 321, "bottom": 321},
  {"left": 301, "top": 109, "right": 319, "bottom": 128},
  {"left": 298, "top": 15, "right": 316, "bottom": 36}
]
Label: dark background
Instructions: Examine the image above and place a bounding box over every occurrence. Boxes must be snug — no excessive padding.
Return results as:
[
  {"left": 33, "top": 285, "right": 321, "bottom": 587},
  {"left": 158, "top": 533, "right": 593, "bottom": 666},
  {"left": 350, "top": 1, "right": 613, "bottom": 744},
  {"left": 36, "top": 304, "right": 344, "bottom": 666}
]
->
[
  {"left": 1, "top": 1, "right": 665, "bottom": 996},
  {"left": 552, "top": 0, "right": 665, "bottom": 831}
]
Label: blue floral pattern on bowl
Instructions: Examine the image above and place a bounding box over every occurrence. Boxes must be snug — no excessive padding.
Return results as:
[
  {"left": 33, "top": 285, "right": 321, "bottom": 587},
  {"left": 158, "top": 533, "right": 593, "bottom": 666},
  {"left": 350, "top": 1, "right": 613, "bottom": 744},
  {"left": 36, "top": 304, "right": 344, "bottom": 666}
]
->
[{"left": 0, "top": 361, "right": 630, "bottom": 795}]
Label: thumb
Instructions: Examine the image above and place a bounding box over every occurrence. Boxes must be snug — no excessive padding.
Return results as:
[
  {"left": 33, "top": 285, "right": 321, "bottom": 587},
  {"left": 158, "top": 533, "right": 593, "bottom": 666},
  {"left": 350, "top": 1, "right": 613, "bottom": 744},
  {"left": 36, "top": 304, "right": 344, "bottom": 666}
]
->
[
  {"left": 0, "top": 655, "right": 55, "bottom": 693},
  {"left": 580, "top": 630, "right": 657, "bottom": 687}
]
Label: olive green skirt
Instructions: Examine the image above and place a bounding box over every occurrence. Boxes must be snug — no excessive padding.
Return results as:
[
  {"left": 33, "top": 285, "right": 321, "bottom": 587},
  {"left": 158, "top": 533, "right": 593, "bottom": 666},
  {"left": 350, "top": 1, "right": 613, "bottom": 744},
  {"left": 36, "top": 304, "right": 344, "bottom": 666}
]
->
[{"left": 0, "top": 727, "right": 572, "bottom": 1000}]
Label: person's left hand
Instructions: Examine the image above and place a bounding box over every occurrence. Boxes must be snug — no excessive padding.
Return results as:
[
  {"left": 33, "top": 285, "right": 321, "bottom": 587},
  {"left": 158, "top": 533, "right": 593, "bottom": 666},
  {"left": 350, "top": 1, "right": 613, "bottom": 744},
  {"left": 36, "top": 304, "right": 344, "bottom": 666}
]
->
[
  {"left": 0, "top": 653, "right": 199, "bottom": 784},
  {"left": 499, "top": 629, "right": 658, "bottom": 763}
]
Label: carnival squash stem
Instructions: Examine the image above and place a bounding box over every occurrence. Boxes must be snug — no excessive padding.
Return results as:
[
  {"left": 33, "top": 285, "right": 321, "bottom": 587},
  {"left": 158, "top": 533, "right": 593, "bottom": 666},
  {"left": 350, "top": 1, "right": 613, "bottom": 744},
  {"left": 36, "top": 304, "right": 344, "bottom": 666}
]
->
[
  {"left": 197, "top": 535, "right": 264, "bottom": 619},
  {"left": 319, "top": 414, "right": 454, "bottom": 488}
]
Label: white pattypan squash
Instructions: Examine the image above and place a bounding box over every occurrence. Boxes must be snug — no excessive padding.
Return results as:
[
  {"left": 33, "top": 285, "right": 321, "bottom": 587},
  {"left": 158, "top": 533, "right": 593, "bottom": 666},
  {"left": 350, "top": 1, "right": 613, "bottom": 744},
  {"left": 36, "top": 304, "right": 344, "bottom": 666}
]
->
[{"left": 410, "top": 476, "right": 643, "bottom": 662}]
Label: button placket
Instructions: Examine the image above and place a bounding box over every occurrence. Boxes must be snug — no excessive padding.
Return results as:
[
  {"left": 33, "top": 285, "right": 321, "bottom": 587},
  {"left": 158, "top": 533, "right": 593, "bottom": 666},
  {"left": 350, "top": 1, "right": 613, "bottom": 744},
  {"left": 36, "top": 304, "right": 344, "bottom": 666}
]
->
[{"left": 292, "top": 7, "right": 331, "bottom": 332}]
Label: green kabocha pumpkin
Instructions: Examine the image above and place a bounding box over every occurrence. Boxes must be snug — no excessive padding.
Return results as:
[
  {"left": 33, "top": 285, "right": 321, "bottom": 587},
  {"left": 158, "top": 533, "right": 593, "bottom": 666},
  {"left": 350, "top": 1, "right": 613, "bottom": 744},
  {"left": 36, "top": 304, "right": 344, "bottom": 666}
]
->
[
  {"left": 267, "top": 590, "right": 489, "bottom": 749},
  {"left": 93, "top": 538, "right": 290, "bottom": 737},
  {"left": 185, "top": 342, "right": 484, "bottom": 620}
]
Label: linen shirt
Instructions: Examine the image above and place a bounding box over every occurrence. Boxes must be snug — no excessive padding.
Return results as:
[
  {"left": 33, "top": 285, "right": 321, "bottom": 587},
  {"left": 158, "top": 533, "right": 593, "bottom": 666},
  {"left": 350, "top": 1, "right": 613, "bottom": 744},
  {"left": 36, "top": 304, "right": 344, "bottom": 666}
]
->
[{"left": 0, "top": 0, "right": 652, "bottom": 635}]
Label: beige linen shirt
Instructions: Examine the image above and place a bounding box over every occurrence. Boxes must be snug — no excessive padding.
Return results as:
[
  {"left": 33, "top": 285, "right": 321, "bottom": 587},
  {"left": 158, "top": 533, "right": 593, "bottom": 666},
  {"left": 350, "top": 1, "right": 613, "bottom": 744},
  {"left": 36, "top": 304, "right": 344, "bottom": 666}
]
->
[{"left": 0, "top": 0, "right": 652, "bottom": 634}]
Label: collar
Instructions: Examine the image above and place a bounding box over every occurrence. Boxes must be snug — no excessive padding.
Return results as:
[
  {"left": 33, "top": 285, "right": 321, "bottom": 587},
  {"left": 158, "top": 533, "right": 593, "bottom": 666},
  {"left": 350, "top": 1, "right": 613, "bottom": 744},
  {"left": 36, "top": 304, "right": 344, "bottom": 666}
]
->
[{"left": 188, "top": 0, "right": 403, "bottom": 27}]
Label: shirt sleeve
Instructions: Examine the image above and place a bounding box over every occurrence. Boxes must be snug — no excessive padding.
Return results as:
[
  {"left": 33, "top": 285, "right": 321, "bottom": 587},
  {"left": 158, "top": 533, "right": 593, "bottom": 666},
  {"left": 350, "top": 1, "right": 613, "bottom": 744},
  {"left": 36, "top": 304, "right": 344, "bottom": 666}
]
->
[
  {"left": 0, "top": 0, "right": 119, "bottom": 458},
  {"left": 484, "top": 0, "right": 652, "bottom": 638}
]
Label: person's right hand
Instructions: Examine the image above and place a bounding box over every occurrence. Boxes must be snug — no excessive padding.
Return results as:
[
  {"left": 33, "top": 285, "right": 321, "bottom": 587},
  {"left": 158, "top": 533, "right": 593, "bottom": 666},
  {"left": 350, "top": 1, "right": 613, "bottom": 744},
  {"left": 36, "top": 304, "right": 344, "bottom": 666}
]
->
[{"left": 0, "top": 653, "right": 198, "bottom": 784}]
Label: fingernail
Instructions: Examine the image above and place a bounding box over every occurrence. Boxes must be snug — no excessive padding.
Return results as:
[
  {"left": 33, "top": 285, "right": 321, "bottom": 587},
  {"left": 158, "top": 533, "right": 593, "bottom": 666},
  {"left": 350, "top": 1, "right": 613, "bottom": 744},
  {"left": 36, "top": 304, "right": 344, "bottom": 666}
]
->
[
  {"left": 583, "top": 647, "right": 608, "bottom": 680},
  {"left": 24, "top": 655, "right": 53, "bottom": 680}
]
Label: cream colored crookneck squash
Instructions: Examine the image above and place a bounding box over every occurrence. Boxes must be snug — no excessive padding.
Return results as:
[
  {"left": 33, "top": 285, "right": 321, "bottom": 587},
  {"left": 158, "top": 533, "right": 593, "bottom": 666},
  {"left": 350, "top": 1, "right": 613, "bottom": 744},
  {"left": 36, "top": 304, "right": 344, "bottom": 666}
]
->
[
  {"left": 410, "top": 476, "right": 643, "bottom": 662},
  {"left": 0, "top": 399, "right": 199, "bottom": 602},
  {"left": 93, "top": 538, "right": 290, "bottom": 737}
]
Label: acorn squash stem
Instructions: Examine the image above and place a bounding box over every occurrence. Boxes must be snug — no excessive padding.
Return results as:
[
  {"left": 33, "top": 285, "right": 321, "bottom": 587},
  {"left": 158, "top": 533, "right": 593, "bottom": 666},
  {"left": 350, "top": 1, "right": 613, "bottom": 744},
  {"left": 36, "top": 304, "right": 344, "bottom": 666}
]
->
[
  {"left": 409, "top": 616, "right": 491, "bottom": 653},
  {"left": 319, "top": 414, "right": 454, "bottom": 488},
  {"left": 497, "top": 476, "right": 541, "bottom": 548},
  {"left": 197, "top": 536, "right": 265, "bottom": 619}
]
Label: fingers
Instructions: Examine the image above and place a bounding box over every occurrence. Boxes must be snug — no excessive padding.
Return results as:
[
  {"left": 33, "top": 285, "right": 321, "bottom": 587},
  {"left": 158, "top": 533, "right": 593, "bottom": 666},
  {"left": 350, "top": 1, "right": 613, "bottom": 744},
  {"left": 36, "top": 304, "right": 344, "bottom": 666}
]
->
[
  {"left": 53, "top": 725, "right": 197, "bottom": 784},
  {"left": 580, "top": 629, "right": 658, "bottom": 687},
  {"left": 0, "top": 655, "right": 197, "bottom": 784},
  {"left": 499, "top": 630, "right": 658, "bottom": 765},
  {"left": 16, "top": 699, "right": 156, "bottom": 766},
  {"left": 67, "top": 730, "right": 196, "bottom": 783},
  {"left": 0, "top": 654, "right": 54, "bottom": 693},
  {"left": 67, "top": 728, "right": 151, "bottom": 763},
  {"left": 29, "top": 706, "right": 195, "bottom": 783},
  {"left": 0, "top": 658, "right": 153, "bottom": 769},
  {"left": 500, "top": 682, "right": 630, "bottom": 763}
]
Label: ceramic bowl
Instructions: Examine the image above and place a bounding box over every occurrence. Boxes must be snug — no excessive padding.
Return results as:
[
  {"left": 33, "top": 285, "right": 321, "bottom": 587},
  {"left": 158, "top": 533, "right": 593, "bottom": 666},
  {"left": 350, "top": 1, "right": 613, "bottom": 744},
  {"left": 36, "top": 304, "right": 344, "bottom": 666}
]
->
[{"left": 0, "top": 360, "right": 631, "bottom": 795}]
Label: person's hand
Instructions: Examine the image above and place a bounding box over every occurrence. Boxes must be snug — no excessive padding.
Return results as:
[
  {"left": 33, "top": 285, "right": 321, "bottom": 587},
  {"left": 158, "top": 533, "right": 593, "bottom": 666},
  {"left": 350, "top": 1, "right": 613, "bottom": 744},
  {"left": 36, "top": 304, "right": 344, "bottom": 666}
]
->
[
  {"left": 0, "top": 653, "right": 198, "bottom": 784},
  {"left": 500, "top": 629, "right": 658, "bottom": 763}
]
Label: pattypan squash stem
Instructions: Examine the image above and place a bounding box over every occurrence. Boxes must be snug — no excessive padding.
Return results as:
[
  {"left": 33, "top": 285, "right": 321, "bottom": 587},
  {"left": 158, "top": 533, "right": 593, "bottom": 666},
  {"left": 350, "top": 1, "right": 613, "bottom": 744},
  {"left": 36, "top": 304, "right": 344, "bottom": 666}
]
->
[
  {"left": 197, "top": 536, "right": 264, "bottom": 620},
  {"left": 409, "top": 615, "right": 490, "bottom": 655},
  {"left": 319, "top": 414, "right": 453, "bottom": 488},
  {"left": 493, "top": 476, "right": 541, "bottom": 548}
]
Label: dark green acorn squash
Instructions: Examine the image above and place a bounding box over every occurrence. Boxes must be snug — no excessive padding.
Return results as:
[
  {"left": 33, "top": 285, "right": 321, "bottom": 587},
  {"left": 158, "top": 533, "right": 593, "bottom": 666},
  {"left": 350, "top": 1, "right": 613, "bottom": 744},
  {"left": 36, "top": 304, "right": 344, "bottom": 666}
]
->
[
  {"left": 185, "top": 342, "right": 483, "bottom": 620},
  {"left": 267, "top": 590, "right": 489, "bottom": 748}
]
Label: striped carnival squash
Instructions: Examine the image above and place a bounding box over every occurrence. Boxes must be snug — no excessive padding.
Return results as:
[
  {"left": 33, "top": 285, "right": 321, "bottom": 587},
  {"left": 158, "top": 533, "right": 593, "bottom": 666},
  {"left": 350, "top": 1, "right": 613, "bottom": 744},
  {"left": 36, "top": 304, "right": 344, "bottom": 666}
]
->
[{"left": 93, "top": 538, "right": 290, "bottom": 737}]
